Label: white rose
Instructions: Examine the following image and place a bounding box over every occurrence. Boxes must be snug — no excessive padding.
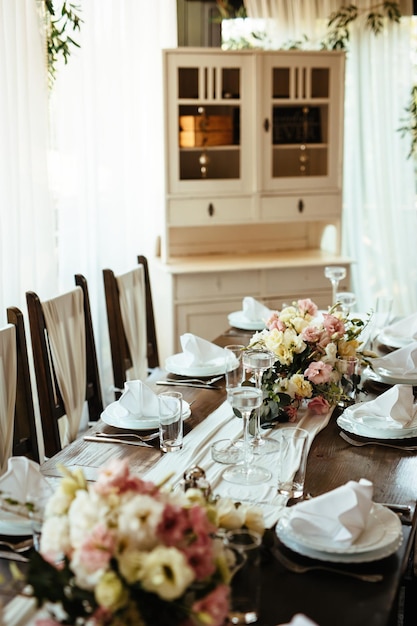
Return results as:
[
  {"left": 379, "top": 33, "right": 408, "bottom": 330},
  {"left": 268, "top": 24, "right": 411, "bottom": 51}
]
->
[
  {"left": 215, "top": 498, "right": 245, "bottom": 530},
  {"left": 117, "top": 548, "right": 146, "bottom": 584},
  {"left": 68, "top": 490, "right": 105, "bottom": 549},
  {"left": 141, "top": 546, "right": 194, "bottom": 600},
  {"left": 117, "top": 494, "right": 164, "bottom": 551},
  {"left": 45, "top": 489, "right": 73, "bottom": 517},
  {"left": 243, "top": 506, "right": 265, "bottom": 535},
  {"left": 70, "top": 549, "right": 106, "bottom": 590},
  {"left": 40, "top": 515, "right": 70, "bottom": 556}
]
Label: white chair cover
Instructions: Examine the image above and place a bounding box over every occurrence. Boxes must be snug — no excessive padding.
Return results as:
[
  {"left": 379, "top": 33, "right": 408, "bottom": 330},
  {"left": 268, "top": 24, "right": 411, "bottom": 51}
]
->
[
  {"left": 41, "top": 287, "right": 86, "bottom": 447},
  {"left": 116, "top": 266, "right": 148, "bottom": 381},
  {"left": 0, "top": 325, "right": 17, "bottom": 474}
]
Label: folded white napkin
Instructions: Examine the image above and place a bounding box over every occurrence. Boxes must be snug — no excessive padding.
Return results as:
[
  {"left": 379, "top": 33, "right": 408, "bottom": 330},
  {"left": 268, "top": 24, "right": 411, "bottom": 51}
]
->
[
  {"left": 118, "top": 380, "right": 159, "bottom": 418},
  {"left": 288, "top": 479, "right": 373, "bottom": 545},
  {"left": 371, "top": 342, "right": 417, "bottom": 376},
  {"left": 180, "top": 333, "right": 229, "bottom": 367},
  {"left": 279, "top": 616, "right": 319, "bottom": 626},
  {"left": 344, "top": 384, "right": 417, "bottom": 428},
  {"left": 242, "top": 296, "right": 271, "bottom": 322},
  {"left": 0, "top": 457, "right": 52, "bottom": 505},
  {"left": 383, "top": 313, "right": 417, "bottom": 340}
]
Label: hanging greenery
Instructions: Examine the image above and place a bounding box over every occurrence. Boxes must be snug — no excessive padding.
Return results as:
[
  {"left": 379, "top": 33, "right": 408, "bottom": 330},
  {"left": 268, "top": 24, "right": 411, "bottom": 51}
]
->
[
  {"left": 43, "top": 1, "right": 82, "bottom": 86},
  {"left": 216, "top": 0, "right": 247, "bottom": 20}
]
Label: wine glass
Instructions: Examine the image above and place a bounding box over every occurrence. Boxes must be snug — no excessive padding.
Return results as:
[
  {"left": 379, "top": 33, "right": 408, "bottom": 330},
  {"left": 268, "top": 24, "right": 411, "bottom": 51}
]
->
[
  {"left": 223, "top": 387, "right": 272, "bottom": 485},
  {"left": 324, "top": 266, "right": 347, "bottom": 306},
  {"left": 242, "top": 349, "right": 280, "bottom": 455},
  {"left": 335, "top": 291, "right": 356, "bottom": 316}
]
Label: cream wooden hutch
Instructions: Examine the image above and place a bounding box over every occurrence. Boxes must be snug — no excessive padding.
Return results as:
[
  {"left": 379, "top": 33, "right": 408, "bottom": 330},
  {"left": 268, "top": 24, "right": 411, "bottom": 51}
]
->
[{"left": 150, "top": 48, "right": 350, "bottom": 362}]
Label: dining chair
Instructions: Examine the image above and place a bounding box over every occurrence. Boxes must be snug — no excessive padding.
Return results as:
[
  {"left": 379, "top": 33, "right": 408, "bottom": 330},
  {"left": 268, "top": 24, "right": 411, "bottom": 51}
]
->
[
  {"left": 103, "top": 255, "right": 160, "bottom": 400},
  {"left": 7, "top": 307, "right": 40, "bottom": 463},
  {"left": 26, "top": 275, "right": 103, "bottom": 458},
  {"left": 0, "top": 309, "right": 39, "bottom": 473}
]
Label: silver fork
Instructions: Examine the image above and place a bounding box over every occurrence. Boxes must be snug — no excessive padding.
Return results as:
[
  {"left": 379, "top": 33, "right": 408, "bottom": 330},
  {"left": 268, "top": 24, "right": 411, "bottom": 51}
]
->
[
  {"left": 340, "top": 431, "right": 417, "bottom": 451},
  {"left": 0, "top": 537, "right": 33, "bottom": 552},
  {"left": 96, "top": 432, "right": 159, "bottom": 442},
  {"left": 272, "top": 547, "right": 383, "bottom": 582},
  {"left": 167, "top": 375, "right": 223, "bottom": 385}
]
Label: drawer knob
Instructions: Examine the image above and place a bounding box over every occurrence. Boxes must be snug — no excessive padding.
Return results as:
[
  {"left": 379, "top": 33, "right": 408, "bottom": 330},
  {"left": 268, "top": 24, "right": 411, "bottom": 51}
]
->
[
  {"left": 264, "top": 118, "right": 270, "bottom": 132},
  {"left": 298, "top": 199, "right": 304, "bottom": 213},
  {"left": 208, "top": 203, "right": 214, "bottom": 217}
]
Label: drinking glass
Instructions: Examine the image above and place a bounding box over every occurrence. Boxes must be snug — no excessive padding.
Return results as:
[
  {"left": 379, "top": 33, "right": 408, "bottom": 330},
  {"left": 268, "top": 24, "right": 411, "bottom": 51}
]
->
[
  {"left": 324, "top": 266, "right": 347, "bottom": 306},
  {"left": 277, "top": 427, "right": 309, "bottom": 500},
  {"left": 242, "top": 349, "right": 280, "bottom": 455},
  {"left": 224, "top": 344, "right": 245, "bottom": 394},
  {"left": 223, "top": 387, "right": 272, "bottom": 485},
  {"left": 336, "top": 356, "right": 359, "bottom": 408},
  {"left": 158, "top": 391, "right": 183, "bottom": 452},
  {"left": 335, "top": 291, "right": 356, "bottom": 316},
  {"left": 224, "top": 529, "right": 262, "bottom": 624}
]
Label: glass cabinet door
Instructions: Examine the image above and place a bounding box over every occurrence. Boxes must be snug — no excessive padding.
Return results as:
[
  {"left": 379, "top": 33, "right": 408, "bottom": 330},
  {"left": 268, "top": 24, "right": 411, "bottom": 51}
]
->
[
  {"left": 261, "top": 53, "right": 343, "bottom": 192},
  {"left": 166, "top": 52, "right": 252, "bottom": 195}
]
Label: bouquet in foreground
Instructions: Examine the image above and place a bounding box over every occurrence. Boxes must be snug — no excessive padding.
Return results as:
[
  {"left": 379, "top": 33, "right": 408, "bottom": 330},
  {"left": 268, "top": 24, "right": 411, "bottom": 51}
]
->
[
  {"left": 248, "top": 298, "right": 367, "bottom": 425},
  {"left": 27, "top": 460, "right": 264, "bottom": 626}
]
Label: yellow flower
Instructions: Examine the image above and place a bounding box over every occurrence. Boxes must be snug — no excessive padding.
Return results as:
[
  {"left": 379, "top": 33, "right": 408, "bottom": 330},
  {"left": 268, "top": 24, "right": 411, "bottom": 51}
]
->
[
  {"left": 287, "top": 374, "right": 313, "bottom": 399},
  {"left": 58, "top": 464, "right": 87, "bottom": 498},
  {"left": 338, "top": 339, "right": 360, "bottom": 358},
  {"left": 95, "top": 571, "right": 128, "bottom": 612},
  {"left": 141, "top": 546, "right": 194, "bottom": 600}
]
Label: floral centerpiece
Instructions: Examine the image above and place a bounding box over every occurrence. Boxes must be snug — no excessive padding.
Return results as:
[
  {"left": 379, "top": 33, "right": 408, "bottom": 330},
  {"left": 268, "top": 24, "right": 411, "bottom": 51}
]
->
[
  {"left": 27, "top": 460, "right": 264, "bottom": 626},
  {"left": 247, "top": 298, "right": 367, "bottom": 425}
]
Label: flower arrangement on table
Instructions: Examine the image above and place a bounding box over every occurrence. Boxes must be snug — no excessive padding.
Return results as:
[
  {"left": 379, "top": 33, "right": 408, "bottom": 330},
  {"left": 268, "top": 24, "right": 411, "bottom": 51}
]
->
[
  {"left": 26, "top": 460, "right": 264, "bottom": 626},
  {"left": 247, "top": 298, "right": 367, "bottom": 425}
]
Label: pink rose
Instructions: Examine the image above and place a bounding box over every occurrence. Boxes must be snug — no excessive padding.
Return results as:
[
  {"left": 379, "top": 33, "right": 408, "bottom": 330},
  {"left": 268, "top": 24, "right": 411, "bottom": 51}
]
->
[
  {"left": 322, "top": 313, "right": 345, "bottom": 338},
  {"left": 183, "top": 538, "right": 216, "bottom": 580},
  {"left": 192, "top": 584, "right": 230, "bottom": 626},
  {"left": 308, "top": 396, "right": 331, "bottom": 414},
  {"left": 95, "top": 459, "right": 157, "bottom": 496},
  {"left": 301, "top": 325, "right": 322, "bottom": 343},
  {"left": 157, "top": 504, "right": 190, "bottom": 546},
  {"left": 298, "top": 298, "right": 318, "bottom": 317},
  {"left": 266, "top": 313, "right": 286, "bottom": 331},
  {"left": 78, "top": 523, "right": 116, "bottom": 572},
  {"left": 304, "top": 361, "right": 333, "bottom": 384}
]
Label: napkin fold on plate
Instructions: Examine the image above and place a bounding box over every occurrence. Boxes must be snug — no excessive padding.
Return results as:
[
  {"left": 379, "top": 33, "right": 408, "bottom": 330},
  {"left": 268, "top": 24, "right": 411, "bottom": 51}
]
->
[
  {"left": 344, "top": 384, "right": 417, "bottom": 428},
  {"left": 242, "top": 296, "right": 271, "bottom": 322},
  {"left": 383, "top": 313, "right": 417, "bottom": 340},
  {"left": 288, "top": 478, "right": 373, "bottom": 545},
  {"left": 118, "top": 380, "right": 159, "bottom": 418},
  {"left": 180, "top": 333, "right": 229, "bottom": 367},
  {"left": 0, "top": 457, "right": 52, "bottom": 507},
  {"left": 371, "top": 342, "right": 417, "bottom": 376}
]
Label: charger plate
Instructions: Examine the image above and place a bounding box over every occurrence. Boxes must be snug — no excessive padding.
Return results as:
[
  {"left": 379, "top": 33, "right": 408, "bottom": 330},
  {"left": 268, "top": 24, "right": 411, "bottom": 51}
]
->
[
  {"left": 378, "top": 330, "right": 413, "bottom": 350},
  {"left": 366, "top": 366, "right": 417, "bottom": 387},
  {"left": 276, "top": 504, "right": 402, "bottom": 563},
  {"left": 228, "top": 311, "right": 266, "bottom": 331},
  {"left": 101, "top": 400, "right": 191, "bottom": 430}
]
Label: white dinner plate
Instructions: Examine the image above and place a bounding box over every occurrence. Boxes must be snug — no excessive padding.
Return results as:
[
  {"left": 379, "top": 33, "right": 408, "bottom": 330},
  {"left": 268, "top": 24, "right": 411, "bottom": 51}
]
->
[
  {"left": 367, "top": 366, "right": 417, "bottom": 386},
  {"left": 228, "top": 311, "right": 266, "bottom": 331},
  {"left": 101, "top": 400, "right": 191, "bottom": 430},
  {"left": 165, "top": 353, "right": 238, "bottom": 377},
  {"left": 0, "top": 510, "right": 32, "bottom": 536},
  {"left": 337, "top": 411, "right": 417, "bottom": 440},
  {"left": 378, "top": 330, "right": 413, "bottom": 350},
  {"left": 276, "top": 504, "right": 402, "bottom": 563}
]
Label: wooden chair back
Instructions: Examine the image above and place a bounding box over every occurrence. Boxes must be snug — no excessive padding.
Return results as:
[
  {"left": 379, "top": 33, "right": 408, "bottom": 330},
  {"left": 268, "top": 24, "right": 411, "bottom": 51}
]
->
[
  {"left": 26, "top": 274, "right": 103, "bottom": 457},
  {"left": 4, "top": 308, "right": 39, "bottom": 463},
  {"left": 103, "top": 255, "right": 159, "bottom": 399}
]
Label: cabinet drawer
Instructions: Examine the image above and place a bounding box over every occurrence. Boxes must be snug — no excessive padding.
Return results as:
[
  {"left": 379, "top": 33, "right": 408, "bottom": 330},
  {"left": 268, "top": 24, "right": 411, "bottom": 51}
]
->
[
  {"left": 260, "top": 194, "right": 340, "bottom": 222},
  {"left": 175, "top": 270, "right": 261, "bottom": 301},
  {"left": 264, "top": 265, "right": 349, "bottom": 296},
  {"left": 168, "top": 197, "right": 253, "bottom": 226}
]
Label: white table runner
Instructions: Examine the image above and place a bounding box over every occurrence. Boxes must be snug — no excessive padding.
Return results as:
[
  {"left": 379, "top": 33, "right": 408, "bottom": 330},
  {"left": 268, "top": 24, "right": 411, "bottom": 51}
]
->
[{"left": 143, "top": 401, "right": 334, "bottom": 528}]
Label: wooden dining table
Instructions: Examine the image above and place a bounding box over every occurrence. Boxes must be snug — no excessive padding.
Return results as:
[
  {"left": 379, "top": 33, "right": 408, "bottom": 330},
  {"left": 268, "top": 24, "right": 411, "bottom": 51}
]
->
[{"left": 2, "top": 327, "right": 417, "bottom": 626}]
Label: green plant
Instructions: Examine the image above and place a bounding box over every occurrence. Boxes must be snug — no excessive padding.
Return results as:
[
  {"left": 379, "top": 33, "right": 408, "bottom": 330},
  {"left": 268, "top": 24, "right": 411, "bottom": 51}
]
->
[
  {"left": 43, "top": 1, "right": 82, "bottom": 86},
  {"left": 398, "top": 85, "right": 417, "bottom": 158},
  {"left": 215, "top": 0, "right": 246, "bottom": 20}
]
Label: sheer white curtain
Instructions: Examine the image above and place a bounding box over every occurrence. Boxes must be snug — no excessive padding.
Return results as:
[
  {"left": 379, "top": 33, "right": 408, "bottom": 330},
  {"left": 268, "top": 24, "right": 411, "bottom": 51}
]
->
[
  {"left": 50, "top": 0, "right": 177, "bottom": 403},
  {"left": 245, "top": 0, "right": 417, "bottom": 316},
  {"left": 0, "top": 0, "right": 56, "bottom": 320}
]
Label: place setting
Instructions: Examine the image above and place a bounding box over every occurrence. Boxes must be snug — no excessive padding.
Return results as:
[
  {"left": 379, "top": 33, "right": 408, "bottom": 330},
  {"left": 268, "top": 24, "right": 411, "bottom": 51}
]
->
[
  {"left": 228, "top": 296, "right": 272, "bottom": 331},
  {"left": 376, "top": 311, "right": 417, "bottom": 350},
  {"left": 163, "top": 332, "right": 238, "bottom": 380}
]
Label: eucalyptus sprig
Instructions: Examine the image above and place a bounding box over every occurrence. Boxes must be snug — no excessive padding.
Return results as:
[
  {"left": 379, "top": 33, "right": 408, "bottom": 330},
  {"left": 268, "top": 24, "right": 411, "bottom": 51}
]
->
[
  {"left": 43, "top": 0, "right": 82, "bottom": 86},
  {"left": 398, "top": 85, "right": 417, "bottom": 158}
]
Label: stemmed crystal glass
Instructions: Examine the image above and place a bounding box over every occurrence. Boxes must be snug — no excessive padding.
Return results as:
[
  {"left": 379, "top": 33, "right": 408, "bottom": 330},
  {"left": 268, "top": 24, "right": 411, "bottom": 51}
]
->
[
  {"left": 335, "top": 291, "right": 356, "bottom": 316},
  {"left": 223, "top": 387, "right": 272, "bottom": 485},
  {"left": 242, "top": 349, "right": 280, "bottom": 455},
  {"left": 324, "top": 266, "right": 347, "bottom": 306}
]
